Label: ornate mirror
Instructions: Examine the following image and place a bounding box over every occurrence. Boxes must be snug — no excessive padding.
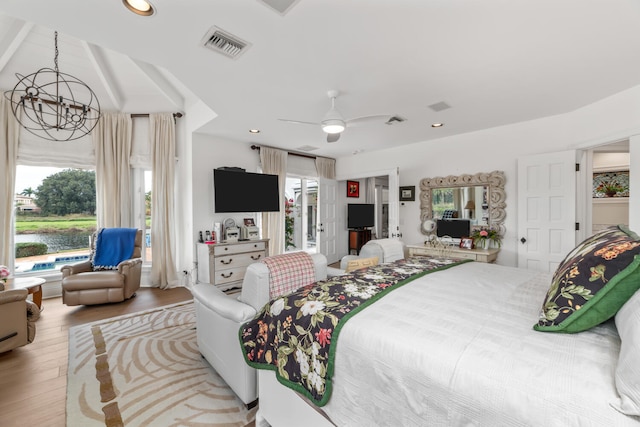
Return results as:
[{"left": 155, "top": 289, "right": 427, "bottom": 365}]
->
[{"left": 419, "top": 170, "right": 506, "bottom": 235}]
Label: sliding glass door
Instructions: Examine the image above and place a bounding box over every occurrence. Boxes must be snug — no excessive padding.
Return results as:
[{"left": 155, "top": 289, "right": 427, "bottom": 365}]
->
[{"left": 284, "top": 176, "right": 318, "bottom": 253}]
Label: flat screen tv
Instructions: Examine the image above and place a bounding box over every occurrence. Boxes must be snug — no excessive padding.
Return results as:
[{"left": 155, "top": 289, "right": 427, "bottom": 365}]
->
[
  {"left": 347, "top": 203, "right": 375, "bottom": 229},
  {"left": 214, "top": 169, "right": 280, "bottom": 213},
  {"left": 436, "top": 219, "right": 471, "bottom": 238}
]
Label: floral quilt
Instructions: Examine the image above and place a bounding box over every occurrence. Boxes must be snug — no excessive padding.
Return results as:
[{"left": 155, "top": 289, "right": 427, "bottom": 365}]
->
[{"left": 239, "top": 256, "right": 471, "bottom": 406}]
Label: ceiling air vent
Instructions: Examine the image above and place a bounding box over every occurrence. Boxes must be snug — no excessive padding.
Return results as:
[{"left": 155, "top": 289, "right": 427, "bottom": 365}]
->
[
  {"left": 201, "top": 26, "right": 250, "bottom": 59},
  {"left": 428, "top": 101, "right": 451, "bottom": 112}
]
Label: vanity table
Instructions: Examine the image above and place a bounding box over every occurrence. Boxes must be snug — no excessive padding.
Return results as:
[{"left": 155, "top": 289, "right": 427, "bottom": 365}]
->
[{"left": 407, "top": 244, "right": 500, "bottom": 263}]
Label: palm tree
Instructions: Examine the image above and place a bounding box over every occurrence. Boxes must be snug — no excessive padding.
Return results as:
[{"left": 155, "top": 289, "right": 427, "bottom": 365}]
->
[{"left": 20, "top": 187, "right": 35, "bottom": 197}]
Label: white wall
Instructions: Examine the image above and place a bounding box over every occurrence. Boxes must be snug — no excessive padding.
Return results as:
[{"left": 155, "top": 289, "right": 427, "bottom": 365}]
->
[
  {"left": 334, "top": 84, "right": 640, "bottom": 267},
  {"left": 190, "top": 135, "right": 262, "bottom": 269},
  {"left": 186, "top": 84, "right": 640, "bottom": 270}
]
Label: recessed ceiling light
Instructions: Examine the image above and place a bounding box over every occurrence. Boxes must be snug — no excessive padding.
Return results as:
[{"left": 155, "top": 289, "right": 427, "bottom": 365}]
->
[
  {"left": 249, "top": 129, "right": 260, "bottom": 134},
  {"left": 431, "top": 123, "right": 444, "bottom": 128},
  {"left": 122, "top": 0, "right": 155, "bottom": 16}
]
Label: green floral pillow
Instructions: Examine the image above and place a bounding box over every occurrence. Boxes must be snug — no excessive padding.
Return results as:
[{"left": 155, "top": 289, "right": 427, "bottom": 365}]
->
[{"left": 535, "top": 225, "right": 640, "bottom": 333}]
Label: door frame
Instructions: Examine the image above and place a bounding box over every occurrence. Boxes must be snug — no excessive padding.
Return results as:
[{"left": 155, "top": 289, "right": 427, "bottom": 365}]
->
[{"left": 336, "top": 167, "right": 399, "bottom": 256}]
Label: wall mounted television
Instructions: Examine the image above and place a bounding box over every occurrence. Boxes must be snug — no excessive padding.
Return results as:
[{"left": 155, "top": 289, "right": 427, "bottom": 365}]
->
[
  {"left": 347, "top": 203, "right": 375, "bottom": 229},
  {"left": 213, "top": 168, "right": 280, "bottom": 213},
  {"left": 436, "top": 219, "right": 471, "bottom": 239}
]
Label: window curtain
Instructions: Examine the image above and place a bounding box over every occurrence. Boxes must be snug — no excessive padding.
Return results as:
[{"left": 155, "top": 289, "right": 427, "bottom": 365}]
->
[
  {"left": 94, "top": 113, "right": 133, "bottom": 228},
  {"left": 149, "top": 113, "right": 179, "bottom": 289},
  {"left": 0, "top": 95, "right": 20, "bottom": 269},
  {"left": 315, "top": 156, "right": 335, "bottom": 179},
  {"left": 260, "top": 147, "right": 287, "bottom": 255}
]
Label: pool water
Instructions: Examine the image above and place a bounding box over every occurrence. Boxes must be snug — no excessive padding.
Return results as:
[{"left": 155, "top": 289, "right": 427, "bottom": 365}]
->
[{"left": 15, "top": 254, "right": 90, "bottom": 273}]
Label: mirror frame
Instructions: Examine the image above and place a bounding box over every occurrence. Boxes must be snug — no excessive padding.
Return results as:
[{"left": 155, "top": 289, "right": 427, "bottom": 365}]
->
[{"left": 419, "top": 170, "right": 506, "bottom": 235}]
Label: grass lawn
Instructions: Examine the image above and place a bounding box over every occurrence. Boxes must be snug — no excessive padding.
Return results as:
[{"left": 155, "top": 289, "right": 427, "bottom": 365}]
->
[{"left": 15, "top": 215, "right": 97, "bottom": 233}]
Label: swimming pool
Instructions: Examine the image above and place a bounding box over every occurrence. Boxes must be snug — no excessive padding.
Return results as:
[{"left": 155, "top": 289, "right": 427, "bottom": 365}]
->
[{"left": 15, "top": 254, "right": 90, "bottom": 273}]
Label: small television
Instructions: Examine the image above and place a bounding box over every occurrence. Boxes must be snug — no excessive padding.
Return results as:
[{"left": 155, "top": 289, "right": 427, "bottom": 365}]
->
[
  {"left": 347, "top": 203, "right": 375, "bottom": 229},
  {"left": 214, "top": 168, "right": 280, "bottom": 213},
  {"left": 436, "top": 219, "right": 471, "bottom": 239}
]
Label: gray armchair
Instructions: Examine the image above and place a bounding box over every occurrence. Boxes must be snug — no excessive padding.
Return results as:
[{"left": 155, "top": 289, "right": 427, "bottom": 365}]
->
[
  {"left": 0, "top": 289, "right": 40, "bottom": 353},
  {"left": 61, "top": 229, "right": 143, "bottom": 306}
]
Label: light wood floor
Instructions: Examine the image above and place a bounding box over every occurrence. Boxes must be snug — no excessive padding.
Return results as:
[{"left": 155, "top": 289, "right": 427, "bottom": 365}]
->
[{"left": 0, "top": 287, "right": 193, "bottom": 427}]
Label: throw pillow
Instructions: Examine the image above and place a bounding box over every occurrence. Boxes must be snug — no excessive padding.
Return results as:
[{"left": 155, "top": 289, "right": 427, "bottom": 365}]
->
[
  {"left": 345, "top": 256, "right": 379, "bottom": 273},
  {"left": 613, "top": 289, "right": 640, "bottom": 416},
  {"left": 534, "top": 225, "right": 640, "bottom": 333}
]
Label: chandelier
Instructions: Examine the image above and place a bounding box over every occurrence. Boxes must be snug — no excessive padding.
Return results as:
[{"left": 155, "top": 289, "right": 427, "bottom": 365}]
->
[{"left": 4, "top": 31, "right": 101, "bottom": 141}]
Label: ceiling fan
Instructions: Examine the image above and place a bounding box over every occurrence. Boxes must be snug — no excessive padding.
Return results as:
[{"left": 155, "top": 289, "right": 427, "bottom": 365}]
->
[{"left": 279, "top": 90, "right": 392, "bottom": 143}]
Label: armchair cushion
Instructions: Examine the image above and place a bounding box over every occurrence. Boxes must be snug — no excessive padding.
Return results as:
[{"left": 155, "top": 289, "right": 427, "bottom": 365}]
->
[{"left": 192, "top": 284, "right": 256, "bottom": 323}]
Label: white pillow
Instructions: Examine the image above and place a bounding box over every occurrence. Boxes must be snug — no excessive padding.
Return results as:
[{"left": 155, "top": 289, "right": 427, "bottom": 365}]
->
[{"left": 613, "top": 289, "right": 640, "bottom": 415}]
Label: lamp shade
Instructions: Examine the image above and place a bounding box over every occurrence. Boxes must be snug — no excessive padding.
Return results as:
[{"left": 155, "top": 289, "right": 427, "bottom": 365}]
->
[{"left": 464, "top": 200, "right": 476, "bottom": 210}]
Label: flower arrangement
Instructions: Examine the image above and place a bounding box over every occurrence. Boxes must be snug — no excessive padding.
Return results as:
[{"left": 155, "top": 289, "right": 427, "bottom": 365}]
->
[
  {"left": 0, "top": 265, "right": 10, "bottom": 283},
  {"left": 471, "top": 227, "right": 501, "bottom": 248}
]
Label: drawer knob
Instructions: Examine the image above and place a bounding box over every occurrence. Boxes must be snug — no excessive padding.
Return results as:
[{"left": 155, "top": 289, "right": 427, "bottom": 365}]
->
[
  {"left": 251, "top": 254, "right": 262, "bottom": 260},
  {"left": 221, "top": 258, "right": 233, "bottom": 265},
  {"left": 221, "top": 272, "right": 233, "bottom": 278}
]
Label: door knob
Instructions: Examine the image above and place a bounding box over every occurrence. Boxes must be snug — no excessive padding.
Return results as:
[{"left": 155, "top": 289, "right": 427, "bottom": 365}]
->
[{"left": 520, "top": 237, "right": 527, "bottom": 244}]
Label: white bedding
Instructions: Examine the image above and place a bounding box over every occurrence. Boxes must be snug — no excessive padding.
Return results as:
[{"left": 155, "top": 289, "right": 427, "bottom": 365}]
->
[{"left": 314, "top": 262, "right": 640, "bottom": 426}]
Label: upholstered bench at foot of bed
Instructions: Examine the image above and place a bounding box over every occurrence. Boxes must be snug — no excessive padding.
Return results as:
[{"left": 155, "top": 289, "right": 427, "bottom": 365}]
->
[{"left": 61, "top": 272, "right": 126, "bottom": 306}]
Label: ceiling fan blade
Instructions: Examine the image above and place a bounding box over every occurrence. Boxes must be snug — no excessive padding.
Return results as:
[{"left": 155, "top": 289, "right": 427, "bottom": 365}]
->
[
  {"left": 327, "top": 132, "right": 341, "bottom": 143},
  {"left": 278, "top": 118, "right": 319, "bottom": 126},
  {"left": 346, "top": 114, "right": 392, "bottom": 126}
]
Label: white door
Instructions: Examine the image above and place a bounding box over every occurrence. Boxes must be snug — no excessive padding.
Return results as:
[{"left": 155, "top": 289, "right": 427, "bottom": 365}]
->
[
  {"left": 517, "top": 150, "right": 577, "bottom": 272},
  {"left": 387, "top": 168, "right": 401, "bottom": 239},
  {"left": 318, "top": 177, "right": 339, "bottom": 264}
]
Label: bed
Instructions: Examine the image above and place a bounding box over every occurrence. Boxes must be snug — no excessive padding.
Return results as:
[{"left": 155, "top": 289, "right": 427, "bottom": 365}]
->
[{"left": 242, "top": 226, "right": 640, "bottom": 427}]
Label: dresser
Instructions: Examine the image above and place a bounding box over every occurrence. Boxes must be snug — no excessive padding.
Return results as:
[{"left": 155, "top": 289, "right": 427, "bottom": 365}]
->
[
  {"left": 407, "top": 244, "right": 499, "bottom": 263},
  {"left": 196, "top": 239, "right": 269, "bottom": 291}
]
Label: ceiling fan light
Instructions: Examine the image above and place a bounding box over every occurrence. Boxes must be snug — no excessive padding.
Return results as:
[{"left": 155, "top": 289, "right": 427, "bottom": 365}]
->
[{"left": 322, "top": 119, "right": 345, "bottom": 134}]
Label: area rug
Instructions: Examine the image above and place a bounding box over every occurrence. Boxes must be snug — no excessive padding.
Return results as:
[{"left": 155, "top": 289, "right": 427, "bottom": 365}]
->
[{"left": 67, "top": 301, "right": 257, "bottom": 427}]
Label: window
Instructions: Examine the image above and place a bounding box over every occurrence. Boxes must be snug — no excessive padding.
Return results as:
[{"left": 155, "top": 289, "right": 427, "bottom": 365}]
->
[
  {"left": 132, "top": 169, "right": 152, "bottom": 263},
  {"left": 284, "top": 176, "right": 318, "bottom": 253},
  {"left": 14, "top": 165, "right": 97, "bottom": 274}
]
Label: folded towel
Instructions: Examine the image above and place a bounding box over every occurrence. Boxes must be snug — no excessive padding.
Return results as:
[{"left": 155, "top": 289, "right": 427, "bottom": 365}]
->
[
  {"left": 372, "top": 238, "right": 404, "bottom": 263},
  {"left": 92, "top": 228, "right": 138, "bottom": 270}
]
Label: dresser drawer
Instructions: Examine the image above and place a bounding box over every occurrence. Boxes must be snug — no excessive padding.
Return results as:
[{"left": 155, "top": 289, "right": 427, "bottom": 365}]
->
[
  {"left": 215, "top": 251, "right": 266, "bottom": 270},
  {"left": 450, "top": 251, "right": 478, "bottom": 261},
  {"left": 213, "top": 266, "right": 247, "bottom": 285},
  {"left": 214, "top": 241, "right": 266, "bottom": 256}
]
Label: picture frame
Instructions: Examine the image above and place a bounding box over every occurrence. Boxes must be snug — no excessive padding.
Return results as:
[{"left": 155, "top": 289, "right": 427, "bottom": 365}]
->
[
  {"left": 347, "top": 180, "right": 360, "bottom": 198},
  {"left": 244, "top": 218, "right": 255, "bottom": 226},
  {"left": 399, "top": 186, "right": 415, "bottom": 201},
  {"left": 459, "top": 237, "right": 474, "bottom": 250},
  {"left": 592, "top": 170, "right": 629, "bottom": 198}
]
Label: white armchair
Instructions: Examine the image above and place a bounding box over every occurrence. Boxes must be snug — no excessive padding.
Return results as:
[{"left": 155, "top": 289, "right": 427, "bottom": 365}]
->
[
  {"left": 192, "top": 252, "right": 328, "bottom": 406},
  {"left": 327, "top": 238, "right": 406, "bottom": 276}
]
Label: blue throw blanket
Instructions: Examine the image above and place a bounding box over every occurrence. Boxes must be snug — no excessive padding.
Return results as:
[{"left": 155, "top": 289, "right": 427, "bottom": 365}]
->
[{"left": 92, "top": 228, "right": 138, "bottom": 270}]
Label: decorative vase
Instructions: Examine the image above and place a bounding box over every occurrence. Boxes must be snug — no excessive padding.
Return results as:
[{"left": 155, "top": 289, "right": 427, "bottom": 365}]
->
[{"left": 605, "top": 191, "right": 617, "bottom": 197}]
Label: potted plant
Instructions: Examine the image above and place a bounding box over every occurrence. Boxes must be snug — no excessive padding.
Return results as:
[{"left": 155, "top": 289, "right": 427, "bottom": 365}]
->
[
  {"left": 471, "top": 227, "right": 501, "bottom": 249},
  {"left": 596, "top": 181, "right": 626, "bottom": 197}
]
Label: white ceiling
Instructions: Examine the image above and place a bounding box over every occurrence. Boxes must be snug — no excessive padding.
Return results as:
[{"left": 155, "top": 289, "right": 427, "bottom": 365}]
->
[{"left": 1, "top": 1, "right": 639, "bottom": 158}]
